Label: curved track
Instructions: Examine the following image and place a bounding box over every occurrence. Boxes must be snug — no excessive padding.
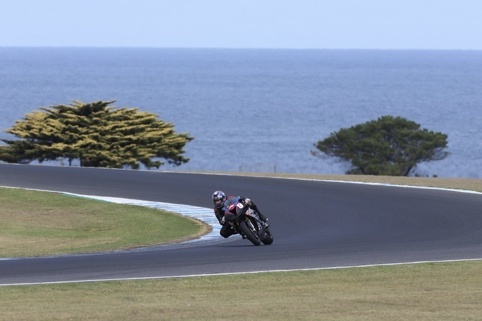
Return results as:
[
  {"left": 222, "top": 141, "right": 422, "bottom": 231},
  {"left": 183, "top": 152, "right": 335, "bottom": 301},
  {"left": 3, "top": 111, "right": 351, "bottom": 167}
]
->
[{"left": 1, "top": 164, "right": 482, "bottom": 285}]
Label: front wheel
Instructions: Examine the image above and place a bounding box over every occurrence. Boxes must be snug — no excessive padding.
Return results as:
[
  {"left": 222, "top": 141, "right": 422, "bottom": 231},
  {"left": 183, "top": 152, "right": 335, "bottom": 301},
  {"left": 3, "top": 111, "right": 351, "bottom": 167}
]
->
[
  {"left": 261, "top": 228, "right": 273, "bottom": 245},
  {"left": 239, "top": 220, "right": 261, "bottom": 246}
]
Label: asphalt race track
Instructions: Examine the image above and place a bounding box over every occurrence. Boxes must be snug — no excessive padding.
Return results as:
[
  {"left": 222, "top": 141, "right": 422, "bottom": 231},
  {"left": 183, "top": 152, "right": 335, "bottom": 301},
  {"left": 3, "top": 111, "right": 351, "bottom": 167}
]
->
[{"left": 1, "top": 164, "right": 482, "bottom": 285}]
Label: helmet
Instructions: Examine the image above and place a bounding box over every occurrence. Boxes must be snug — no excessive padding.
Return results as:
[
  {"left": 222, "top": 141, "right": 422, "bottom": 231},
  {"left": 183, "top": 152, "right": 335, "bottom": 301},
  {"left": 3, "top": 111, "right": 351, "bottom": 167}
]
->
[{"left": 212, "top": 190, "right": 226, "bottom": 209}]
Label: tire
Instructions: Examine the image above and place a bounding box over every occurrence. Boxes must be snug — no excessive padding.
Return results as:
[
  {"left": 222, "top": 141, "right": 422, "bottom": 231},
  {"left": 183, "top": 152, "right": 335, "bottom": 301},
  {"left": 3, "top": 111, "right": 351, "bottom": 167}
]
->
[
  {"left": 261, "top": 229, "right": 273, "bottom": 245},
  {"left": 239, "top": 220, "right": 261, "bottom": 246}
]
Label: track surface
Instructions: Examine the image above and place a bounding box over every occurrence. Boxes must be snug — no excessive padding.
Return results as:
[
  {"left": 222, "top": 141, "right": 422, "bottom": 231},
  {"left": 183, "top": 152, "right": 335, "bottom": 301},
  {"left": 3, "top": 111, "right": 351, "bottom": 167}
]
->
[{"left": 1, "top": 164, "right": 482, "bottom": 285}]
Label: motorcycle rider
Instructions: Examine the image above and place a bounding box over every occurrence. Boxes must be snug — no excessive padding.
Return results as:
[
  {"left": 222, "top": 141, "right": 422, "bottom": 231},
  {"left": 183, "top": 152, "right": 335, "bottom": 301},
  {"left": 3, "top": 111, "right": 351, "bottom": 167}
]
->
[{"left": 212, "top": 190, "right": 268, "bottom": 238}]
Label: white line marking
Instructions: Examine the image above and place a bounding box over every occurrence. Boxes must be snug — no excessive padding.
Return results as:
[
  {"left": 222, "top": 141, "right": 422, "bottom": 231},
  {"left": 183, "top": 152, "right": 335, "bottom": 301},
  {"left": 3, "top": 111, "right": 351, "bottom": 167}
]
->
[{"left": 2, "top": 258, "right": 482, "bottom": 287}]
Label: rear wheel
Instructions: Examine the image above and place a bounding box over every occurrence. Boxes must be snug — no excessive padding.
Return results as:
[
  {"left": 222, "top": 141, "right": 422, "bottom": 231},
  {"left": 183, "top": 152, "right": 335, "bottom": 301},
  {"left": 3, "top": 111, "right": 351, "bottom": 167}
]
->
[{"left": 239, "top": 220, "right": 261, "bottom": 246}]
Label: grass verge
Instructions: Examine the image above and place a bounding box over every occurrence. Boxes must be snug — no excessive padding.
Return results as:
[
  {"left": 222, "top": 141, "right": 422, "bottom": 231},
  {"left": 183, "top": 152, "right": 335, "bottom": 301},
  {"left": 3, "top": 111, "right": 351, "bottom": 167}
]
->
[
  {"left": 1, "top": 261, "right": 482, "bottom": 321},
  {"left": 0, "top": 187, "right": 209, "bottom": 257},
  {"left": 185, "top": 171, "right": 482, "bottom": 193}
]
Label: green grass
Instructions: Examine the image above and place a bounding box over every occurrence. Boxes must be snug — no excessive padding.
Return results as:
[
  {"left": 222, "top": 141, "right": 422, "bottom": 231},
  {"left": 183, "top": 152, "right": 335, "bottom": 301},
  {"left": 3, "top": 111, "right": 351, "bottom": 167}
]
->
[
  {"left": 0, "top": 187, "right": 208, "bottom": 257},
  {"left": 1, "top": 261, "right": 482, "bottom": 321}
]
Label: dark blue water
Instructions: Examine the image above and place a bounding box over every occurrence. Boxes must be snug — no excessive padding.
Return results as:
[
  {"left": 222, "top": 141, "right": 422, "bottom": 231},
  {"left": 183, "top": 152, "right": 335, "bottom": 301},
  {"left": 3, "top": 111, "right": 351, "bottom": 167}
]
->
[{"left": 1, "top": 48, "right": 481, "bottom": 178}]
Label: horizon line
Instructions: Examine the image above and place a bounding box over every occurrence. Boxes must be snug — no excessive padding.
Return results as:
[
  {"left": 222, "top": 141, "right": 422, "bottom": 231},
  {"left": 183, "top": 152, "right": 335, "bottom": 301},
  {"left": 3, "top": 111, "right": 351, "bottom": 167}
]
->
[{"left": 1, "top": 46, "right": 481, "bottom": 52}]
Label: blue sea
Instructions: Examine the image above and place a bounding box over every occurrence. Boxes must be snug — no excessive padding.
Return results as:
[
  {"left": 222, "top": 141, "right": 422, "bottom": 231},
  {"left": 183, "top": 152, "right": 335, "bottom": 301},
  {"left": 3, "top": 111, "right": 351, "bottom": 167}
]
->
[{"left": 0, "top": 48, "right": 481, "bottom": 178}]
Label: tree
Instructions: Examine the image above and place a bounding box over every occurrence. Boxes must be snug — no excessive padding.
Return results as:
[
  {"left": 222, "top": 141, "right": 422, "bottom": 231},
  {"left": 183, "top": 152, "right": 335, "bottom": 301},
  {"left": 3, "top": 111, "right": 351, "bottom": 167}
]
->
[
  {"left": 312, "top": 115, "right": 449, "bottom": 176},
  {"left": 0, "top": 100, "right": 193, "bottom": 169}
]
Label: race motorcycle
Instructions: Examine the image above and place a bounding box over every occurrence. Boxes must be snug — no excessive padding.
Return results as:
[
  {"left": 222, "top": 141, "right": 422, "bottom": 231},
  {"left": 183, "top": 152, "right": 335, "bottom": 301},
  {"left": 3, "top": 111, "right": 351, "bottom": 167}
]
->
[{"left": 224, "top": 198, "right": 273, "bottom": 246}]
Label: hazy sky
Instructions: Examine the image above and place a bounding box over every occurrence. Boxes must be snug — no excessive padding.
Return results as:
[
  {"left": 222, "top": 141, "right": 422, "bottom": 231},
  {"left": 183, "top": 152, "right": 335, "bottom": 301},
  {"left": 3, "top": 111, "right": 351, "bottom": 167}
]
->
[{"left": 1, "top": 0, "right": 480, "bottom": 50}]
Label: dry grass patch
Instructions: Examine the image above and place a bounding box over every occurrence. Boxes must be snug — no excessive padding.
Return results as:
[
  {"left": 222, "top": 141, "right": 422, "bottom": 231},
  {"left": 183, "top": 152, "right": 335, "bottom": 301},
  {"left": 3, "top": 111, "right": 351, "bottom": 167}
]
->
[{"left": 190, "top": 171, "right": 482, "bottom": 193}]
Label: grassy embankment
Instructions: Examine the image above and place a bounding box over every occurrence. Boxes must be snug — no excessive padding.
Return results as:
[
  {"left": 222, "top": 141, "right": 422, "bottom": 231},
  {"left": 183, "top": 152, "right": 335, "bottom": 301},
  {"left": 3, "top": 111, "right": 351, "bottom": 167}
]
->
[{"left": 1, "top": 175, "right": 481, "bottom": 320}]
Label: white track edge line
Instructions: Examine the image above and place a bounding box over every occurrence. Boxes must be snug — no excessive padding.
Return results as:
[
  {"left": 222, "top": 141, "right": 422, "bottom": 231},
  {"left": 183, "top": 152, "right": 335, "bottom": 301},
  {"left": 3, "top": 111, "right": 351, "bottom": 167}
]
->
[{"left": 2, "top": 257, "right": 482, "bottom": 287}]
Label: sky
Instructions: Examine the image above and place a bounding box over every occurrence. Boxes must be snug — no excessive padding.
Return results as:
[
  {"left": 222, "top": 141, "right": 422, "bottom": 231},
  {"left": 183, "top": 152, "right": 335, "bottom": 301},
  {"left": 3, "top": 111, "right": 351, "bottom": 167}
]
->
[{"left": 0, "top": 0, "right": 481, "bottom": 50}]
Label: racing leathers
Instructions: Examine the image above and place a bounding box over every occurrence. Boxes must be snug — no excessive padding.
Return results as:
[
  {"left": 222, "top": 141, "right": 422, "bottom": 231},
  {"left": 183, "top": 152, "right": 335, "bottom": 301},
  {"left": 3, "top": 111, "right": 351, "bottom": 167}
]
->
[{"left": 214, "top": 196, "right": 268, "bottom": 238}]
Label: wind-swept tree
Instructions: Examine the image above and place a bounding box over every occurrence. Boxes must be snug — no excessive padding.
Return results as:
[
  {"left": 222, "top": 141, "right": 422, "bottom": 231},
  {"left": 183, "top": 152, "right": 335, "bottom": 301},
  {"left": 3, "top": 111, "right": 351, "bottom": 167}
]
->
[
  {"left": 0, "top": 100, "right": 193, "bottom": 169},
  {"left": 312, "top": 115, "right": 449, "bottom": 176}
]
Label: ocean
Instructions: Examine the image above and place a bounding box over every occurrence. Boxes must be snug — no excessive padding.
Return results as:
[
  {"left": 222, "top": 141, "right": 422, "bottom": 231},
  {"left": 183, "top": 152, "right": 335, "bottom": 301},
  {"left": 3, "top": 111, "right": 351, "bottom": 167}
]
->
[{"left": 0, "top": 48, "right": 481, "bottom": 178}]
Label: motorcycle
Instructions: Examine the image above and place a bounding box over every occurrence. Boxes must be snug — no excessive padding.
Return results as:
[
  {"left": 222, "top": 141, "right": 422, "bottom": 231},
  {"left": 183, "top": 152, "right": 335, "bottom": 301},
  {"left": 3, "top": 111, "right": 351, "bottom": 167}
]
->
[{"left": 224, "top": 199, "right": 273, "bottom": 246}]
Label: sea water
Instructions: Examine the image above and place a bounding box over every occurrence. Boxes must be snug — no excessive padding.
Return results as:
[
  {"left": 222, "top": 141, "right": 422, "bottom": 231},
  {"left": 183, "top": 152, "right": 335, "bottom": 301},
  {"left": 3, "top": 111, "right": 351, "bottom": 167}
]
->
[{"left": 0, "top": 48, "right": 481, "bottom": 178}]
